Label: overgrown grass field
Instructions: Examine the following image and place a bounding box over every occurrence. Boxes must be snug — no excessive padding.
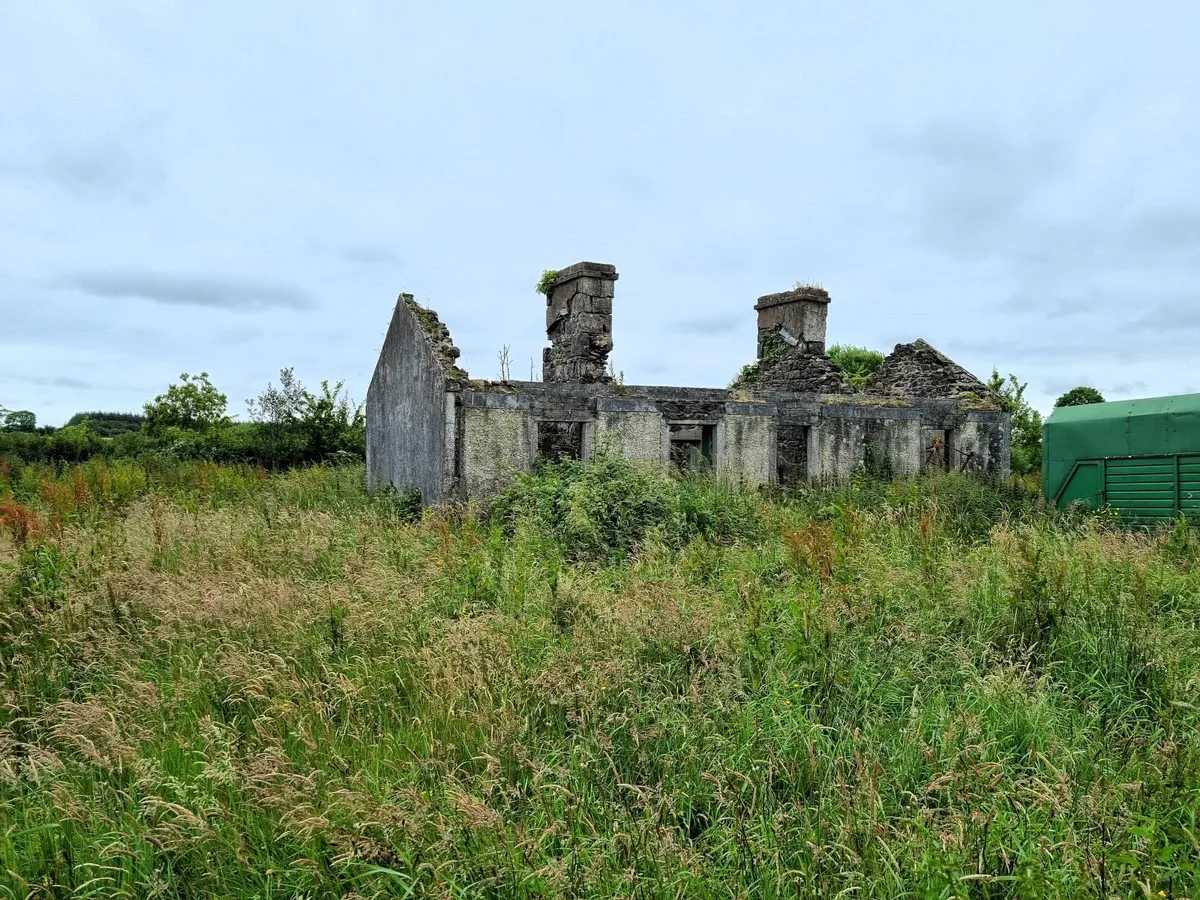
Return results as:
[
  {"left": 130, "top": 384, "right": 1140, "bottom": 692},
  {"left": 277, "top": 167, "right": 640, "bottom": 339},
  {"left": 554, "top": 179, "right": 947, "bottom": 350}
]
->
[{"left": 2, "top": 457, "right": 1199, "bottom": 898}]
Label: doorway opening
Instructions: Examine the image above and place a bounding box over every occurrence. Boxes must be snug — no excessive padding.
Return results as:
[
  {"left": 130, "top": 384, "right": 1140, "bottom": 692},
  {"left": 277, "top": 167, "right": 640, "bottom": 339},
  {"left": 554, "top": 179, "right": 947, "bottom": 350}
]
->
[{"left": 669, "top": 423, "right": 714, "bottom": 471}]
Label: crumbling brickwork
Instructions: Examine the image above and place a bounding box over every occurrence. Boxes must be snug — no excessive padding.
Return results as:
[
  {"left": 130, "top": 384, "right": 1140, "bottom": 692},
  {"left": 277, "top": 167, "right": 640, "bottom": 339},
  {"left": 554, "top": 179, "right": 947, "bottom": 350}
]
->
[
  {"left": 543, "top": 262, "right": 616, "bottom": 384},
  {"left": 760, "top": 347, "right": 853, "bottom": 393},
  {"left": 368, "top": 261, "right": 1012, "bottom": 504},
  {"left": 402, "top": 294, "right": 466, "bottom": 382},
  {"left": 866, "top": 340, "right": 998, "bottom": 404}
]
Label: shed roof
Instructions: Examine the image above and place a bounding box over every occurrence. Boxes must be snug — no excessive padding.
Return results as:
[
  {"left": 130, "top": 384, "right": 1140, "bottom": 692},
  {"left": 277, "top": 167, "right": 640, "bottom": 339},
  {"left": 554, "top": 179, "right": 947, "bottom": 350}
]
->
[{"left": 1043, "top": 392, "right": 1200, "bottom": 497}]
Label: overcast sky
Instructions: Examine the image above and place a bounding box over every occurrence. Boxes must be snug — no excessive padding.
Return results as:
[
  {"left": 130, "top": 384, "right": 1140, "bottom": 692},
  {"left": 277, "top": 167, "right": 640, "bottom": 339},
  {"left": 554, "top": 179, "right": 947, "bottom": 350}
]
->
[{"left": 3, "top": 1, "right": 1198, "bottom": 425}]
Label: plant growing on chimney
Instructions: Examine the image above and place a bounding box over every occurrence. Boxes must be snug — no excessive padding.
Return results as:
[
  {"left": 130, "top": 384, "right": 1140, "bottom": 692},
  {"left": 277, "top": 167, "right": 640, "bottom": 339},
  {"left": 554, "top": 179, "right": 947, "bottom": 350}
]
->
[{"left": 535, "top": 269, "right": 558, "bottom": 296}]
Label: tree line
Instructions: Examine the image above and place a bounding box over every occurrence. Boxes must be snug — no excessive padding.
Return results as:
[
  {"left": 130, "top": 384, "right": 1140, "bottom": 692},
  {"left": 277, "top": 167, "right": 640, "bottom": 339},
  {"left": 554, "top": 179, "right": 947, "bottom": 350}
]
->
[
  {"left": 3, "top": 359, "right": 1106, "bottom": 478},
  {"left": 0, "top": 369, "right": 365, "bottom": 469}
]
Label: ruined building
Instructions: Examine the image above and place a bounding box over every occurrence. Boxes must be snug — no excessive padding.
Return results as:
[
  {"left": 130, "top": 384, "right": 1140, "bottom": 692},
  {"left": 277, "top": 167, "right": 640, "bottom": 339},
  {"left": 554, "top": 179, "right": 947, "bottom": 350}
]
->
[{"left": 367, "top": 262, "right": 1010, "bottom": 502}]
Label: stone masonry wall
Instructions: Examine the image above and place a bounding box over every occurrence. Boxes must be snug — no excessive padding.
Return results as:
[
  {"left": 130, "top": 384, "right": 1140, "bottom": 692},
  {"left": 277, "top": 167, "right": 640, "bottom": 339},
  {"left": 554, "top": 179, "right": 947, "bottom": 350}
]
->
[
  {"left": 866, "top": 340, "right": 997, "bottom": 404},
  {"left": 366, "top": 297, "right": 453, "bottom": 503},
  {"left": 754, "top": 286, "right": 831, "bottom": 356},
  {"left": 543, "top": 262, "right": 617, "bottom": 383},
  {"left": 761, "top": 346, "right": 853, "bottom": 393}
]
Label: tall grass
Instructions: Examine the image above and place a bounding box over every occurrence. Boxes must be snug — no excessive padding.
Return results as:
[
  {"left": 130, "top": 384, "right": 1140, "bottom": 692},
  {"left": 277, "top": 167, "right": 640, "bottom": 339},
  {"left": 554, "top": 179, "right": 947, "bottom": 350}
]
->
[{"left": 1, "top": 459, "right": 1199, "bottom": 897}]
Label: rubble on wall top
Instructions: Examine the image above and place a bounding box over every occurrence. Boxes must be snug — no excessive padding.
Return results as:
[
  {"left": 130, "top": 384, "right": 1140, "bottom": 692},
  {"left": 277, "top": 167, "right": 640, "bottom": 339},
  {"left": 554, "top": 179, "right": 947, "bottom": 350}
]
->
[
  {"left": 733, "top": 330, "right": 851, "bottom": 394},
  {"left": 755, "top": 285, "right": 831, "bottom": 311},
  {"left": 865, "top": 339, "right": 998, "bottom": 406},
  {"left": 761, "top": 348, "right": 853, "bottom": 393},
  {"left": 401, "top": 294, "right": 468, "bottom": 383}
]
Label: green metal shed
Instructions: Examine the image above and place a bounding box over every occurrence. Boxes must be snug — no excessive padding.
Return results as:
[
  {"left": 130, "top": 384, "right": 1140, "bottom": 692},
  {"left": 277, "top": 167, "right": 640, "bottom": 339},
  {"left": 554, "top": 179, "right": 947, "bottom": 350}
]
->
[{"left": 1043, "top": 393, "right": 1200, "bottom": 524}]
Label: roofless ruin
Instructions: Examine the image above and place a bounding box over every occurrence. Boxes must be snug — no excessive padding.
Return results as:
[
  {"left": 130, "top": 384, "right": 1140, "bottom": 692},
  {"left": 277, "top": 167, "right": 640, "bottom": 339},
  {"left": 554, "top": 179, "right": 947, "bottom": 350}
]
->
[{"left": 367, "top": 262, "right": 1011, "bottom": 503}]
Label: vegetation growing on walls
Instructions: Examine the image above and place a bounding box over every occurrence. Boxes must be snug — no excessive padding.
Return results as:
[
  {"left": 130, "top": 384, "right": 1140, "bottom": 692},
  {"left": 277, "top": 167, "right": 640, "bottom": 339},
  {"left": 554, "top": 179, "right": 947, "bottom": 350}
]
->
[
  {"left": 536, "top": 269, "right": 559, "bottom": 295},
  {"left": 730, "top": 330, "right": 789, "bottom": 388},
  {"left": 827, "top": 344, "right": 885, "bottom": 391}
]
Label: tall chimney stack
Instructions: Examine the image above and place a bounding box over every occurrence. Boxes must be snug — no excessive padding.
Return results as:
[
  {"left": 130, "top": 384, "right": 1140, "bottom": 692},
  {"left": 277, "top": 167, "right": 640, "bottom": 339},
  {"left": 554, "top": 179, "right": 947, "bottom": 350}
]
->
[
  {"left": 542, "top": 262, "right": 617, "bottom": 383},
  {"left": 754, "top": 285, "right": 831, "bottom": 358}
]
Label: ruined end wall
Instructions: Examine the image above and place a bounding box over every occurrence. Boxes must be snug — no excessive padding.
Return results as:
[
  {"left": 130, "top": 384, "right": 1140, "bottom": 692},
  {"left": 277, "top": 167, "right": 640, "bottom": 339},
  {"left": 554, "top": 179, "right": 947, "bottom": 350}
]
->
[{"left": 367, "top": 295, "right": 460, "bottom": 502}]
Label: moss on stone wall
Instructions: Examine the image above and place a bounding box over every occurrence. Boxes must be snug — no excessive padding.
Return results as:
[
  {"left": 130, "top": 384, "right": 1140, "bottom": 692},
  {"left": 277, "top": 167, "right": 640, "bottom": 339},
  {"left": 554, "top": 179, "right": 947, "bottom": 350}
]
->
[{"left": 402, "top": 295, "right": 468, "bottom": 383}]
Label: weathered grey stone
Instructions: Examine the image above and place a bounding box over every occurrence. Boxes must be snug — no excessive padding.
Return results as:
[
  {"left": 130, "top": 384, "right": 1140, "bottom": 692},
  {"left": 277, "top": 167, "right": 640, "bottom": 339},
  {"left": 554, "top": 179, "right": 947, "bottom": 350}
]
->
[
  {"left": 552, "top": 261, "right": 618, "bottom": 284},
  {"left": 366, "top": 296, "right": 459, "bottom": 504},
  {"left": 866, "top": 339, "right": 999, "bottom": 404},
  {"left": 368, "top": 265, "right": 1012, "bottom": 505},
  {"left": 760, "top": 348, "right": 852, "bottom": 394},
  {"left": 543, "top": 261, "right": 617, "bottom": 383}
]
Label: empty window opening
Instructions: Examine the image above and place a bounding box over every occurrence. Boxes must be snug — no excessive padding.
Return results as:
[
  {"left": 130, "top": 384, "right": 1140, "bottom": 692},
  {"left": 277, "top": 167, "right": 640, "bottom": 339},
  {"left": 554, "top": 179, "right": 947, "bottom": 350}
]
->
[
  {"left": 778, "top": 421, "right": 810, "bottom": 486},
  {"left": 537, "top": 421, "right": 584, "bottom": 462},
  {"left": 669, "top": 423, "right": 714, "bottom": 471}
]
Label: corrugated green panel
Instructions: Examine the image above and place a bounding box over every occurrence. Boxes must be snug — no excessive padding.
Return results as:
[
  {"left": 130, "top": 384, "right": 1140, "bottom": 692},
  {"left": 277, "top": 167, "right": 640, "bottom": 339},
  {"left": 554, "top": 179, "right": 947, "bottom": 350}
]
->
[
  {"left": 1183, "top": 466, "right": 1200, "bottom": 515},
  {"left": 1043, "top": 393, "right": 1200, "bottom": 502},
  {"left": 1104, "top": 454, "right": 1177, "bottom": 523}
]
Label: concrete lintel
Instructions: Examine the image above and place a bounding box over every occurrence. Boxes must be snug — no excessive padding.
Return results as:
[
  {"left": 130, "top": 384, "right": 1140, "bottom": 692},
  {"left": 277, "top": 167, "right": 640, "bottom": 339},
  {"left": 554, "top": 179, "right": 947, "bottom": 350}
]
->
[
  {"left": 726, "top": 401, "right": 777, "bottom": 417},
  {"left": 963, "top": 409, "right": 1009, "bottom": 423},
  {"left": 819, "top": 403, "right": 922, "bottom": 420},
  {"left": 460, "top": 391, "right": 533, "bottom": 410},
  {"left": 595, "top": 397, "right": 659, "bottom": 414}
]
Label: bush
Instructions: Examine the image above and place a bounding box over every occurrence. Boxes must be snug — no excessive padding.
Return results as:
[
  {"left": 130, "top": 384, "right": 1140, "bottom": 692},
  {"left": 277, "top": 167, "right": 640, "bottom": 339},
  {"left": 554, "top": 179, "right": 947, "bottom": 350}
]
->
[
  {"left": 491, "top": 453, "right": 762, "bottom": 561},
  {"left": 827, "top": 344, "right": 885, "bottom": 391}
]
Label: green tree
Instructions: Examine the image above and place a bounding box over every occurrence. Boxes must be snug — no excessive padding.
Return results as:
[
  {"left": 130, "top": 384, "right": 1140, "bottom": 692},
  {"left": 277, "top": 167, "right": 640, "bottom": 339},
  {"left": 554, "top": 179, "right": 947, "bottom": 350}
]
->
[
  {"left": 1, "top": 409, "right": 36, "bottom": 432},
  {"left": 66, "top": 411, "right": 146, "bottom": 436},
  {"left": 247, "top": 368, "right": 365, "bottom": 467},
  {"left": 144, "top": 372, "right": 230, "bottom": 432},
  {"left": 1054, "top": 385, "right": 1105, "bottom": 408},
  {"left": 987, "top": 370, "right": 1043, "bottom": 477},
  {"left": 828, "top": 344, "right": 885, "bottom": 391}
]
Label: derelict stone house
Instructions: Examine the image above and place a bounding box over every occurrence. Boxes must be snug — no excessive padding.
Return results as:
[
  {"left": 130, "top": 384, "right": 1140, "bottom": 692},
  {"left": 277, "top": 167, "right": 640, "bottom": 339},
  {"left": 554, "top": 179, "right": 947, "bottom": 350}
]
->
[{"left": 366, "top": 262, "right": 1010, "bottom": 503}]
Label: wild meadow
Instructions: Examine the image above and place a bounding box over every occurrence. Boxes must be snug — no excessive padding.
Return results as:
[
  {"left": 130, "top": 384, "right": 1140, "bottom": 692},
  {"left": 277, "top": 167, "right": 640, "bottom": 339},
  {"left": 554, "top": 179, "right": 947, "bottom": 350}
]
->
[{"left": 1, "top": 455, "right": 1199, "bottom": 898}]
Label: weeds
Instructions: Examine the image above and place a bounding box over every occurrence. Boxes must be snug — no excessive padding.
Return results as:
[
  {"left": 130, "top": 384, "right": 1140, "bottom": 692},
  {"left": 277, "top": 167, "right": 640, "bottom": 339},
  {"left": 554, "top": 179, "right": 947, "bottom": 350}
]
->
[{"left": 0, "top": 462, "right": 1198, "bottom": 897}]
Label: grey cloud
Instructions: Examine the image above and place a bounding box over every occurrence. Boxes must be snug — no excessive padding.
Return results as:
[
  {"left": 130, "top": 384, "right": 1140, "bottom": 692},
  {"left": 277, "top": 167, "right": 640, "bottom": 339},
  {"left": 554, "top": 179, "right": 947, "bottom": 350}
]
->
[
  {"left": 58, "top": 271, "right": 315, "bottom": 311},
  {"left": 1, "top": 375, "right": 94, "bottom": 389},
  {"left": 892, "top": 113, "right": 1200, "bottom": 294},
  {"left": 1042, "top": 377, "right": 1101, "bottom": 397},
  {"left": 1126, "top": 208, "right": 1200, "bottom": 255},
  {"left": 2, "top": 143, "right": 163, "bottom": 202},
  {"left": 671, "top": 313, "right": 742, "bottom": 335},
  {"left": 956, "top": 328, "right": 1193, "bottom": 366},
  {"left": 340, "top": 244, "right": 401, "bottom": 264},
  {"left": 1127, "top": 303, "right": 1200, "bottom": 333},
  {"left": 890, "top": 118, "right": 1069, "bottom": 259}
]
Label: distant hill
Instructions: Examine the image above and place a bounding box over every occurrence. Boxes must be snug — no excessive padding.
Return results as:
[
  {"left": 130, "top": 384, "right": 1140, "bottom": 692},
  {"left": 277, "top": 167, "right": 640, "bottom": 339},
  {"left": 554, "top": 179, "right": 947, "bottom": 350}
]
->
[{"left": 65, "top": 411, "right": 146, "bottom": 437}]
